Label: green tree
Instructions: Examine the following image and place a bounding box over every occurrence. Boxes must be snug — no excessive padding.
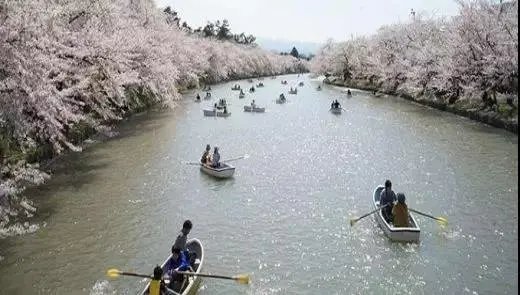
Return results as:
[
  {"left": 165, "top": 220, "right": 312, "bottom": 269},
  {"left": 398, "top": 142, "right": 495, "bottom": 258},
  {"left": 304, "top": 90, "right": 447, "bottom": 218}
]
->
[{"left": 290, "top": 46, "right": 299, "bottom": 58}]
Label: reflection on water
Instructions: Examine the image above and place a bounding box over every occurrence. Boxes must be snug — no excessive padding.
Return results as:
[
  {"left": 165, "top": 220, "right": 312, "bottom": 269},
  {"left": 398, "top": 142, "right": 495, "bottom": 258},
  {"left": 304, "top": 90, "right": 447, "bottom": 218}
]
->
[{"left": 0, "top": 74, "right": 517, "bottom": 295}]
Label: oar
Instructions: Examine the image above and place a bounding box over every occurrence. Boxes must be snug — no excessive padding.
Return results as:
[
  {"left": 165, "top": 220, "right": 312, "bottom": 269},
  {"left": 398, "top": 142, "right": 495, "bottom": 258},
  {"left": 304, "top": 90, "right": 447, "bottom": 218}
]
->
[
  {"left": 221, "top": 154, "right": 249, "bottom": 163},
  {"left": 183, "top": 154, "right": 249, "bottom": 166},
  {"left": 350, "top": 204, "right": 389, "bottom": 226},
  {"left": 409, "top": 208, "right": 448, "bottom": 227},
  {"left": 107, "top": 269, "right": 182, "bottom": 295},
  {"left": 107, "top": 269, "right": 250, "bottom": 285},
  {"left": 175, "top": 271, "right": 250, "bottom": 284},
  {"left": 107, "top": 269, "right": 152, "bottom": 279}
]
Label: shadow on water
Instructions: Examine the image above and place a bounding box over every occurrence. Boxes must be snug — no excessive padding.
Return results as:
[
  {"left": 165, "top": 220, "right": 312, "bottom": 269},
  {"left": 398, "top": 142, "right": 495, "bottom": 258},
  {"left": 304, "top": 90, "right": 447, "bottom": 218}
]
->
[{"left": 22, "top": 108, "right": 177, "bottom": 223}]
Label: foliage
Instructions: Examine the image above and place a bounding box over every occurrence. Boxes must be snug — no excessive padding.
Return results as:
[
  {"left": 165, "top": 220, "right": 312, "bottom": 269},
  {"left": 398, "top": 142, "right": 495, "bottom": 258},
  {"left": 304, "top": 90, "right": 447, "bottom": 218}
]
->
[
  {"left": 0, "top": 0, "right": 308, "bottom": 229},
  {"left": 311, "top": 0, "right": 518, "bottom": 105},
  {"left": 163, "top": 6, "right": 256, "bottom": 45}
]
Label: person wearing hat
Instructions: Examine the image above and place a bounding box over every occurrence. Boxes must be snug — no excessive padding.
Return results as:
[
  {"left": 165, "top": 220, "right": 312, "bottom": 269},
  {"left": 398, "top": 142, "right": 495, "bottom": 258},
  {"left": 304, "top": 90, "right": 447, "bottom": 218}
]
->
[
  {"left": 211, "top": 147, "right": 220, "bottom": 168},
  {"left": 200, "top": 144, "right": 211, "bottom": 164},
  {"left": 392, "top": 193, "right": 409, "bottom": 227}
]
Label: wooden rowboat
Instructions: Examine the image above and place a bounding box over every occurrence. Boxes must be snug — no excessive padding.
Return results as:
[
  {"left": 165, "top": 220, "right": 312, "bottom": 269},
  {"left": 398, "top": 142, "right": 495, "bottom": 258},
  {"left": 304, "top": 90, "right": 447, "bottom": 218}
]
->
[
  {"left": 244, "top": 105, "right": 265, "bottom": 112},
  {"left": 288, "top": 90, "right": 297, "bottom": 94},
  {"left": 275, "top": 98, "right": 286, "bottom": 104},
  {"left": 203, "top": 109, "right": 231, "bottom": 117},
  {"left": 140, "top": 239, "right": 204, "bottom": 295},
  {"left": 239, "top": 93, "right": 245, "bottom": 99},
  {"left": 330, "top": 107, "right": 342, "bottom": 114},
  {"left": 200, "top": 163, "right": 235, "bottom": 178},
  {"left": 373, "top": 185, "right": 420, "bottom": 243}
]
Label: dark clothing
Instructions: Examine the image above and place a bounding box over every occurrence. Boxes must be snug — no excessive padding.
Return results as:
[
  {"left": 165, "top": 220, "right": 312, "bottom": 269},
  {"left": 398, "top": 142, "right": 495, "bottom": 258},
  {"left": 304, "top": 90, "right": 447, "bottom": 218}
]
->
[
  {"left": 173, "top": 231, "right": 188, "bottom": 251},
  {"left": 380, "top": 188, "right": 396, "bottom": 222}
]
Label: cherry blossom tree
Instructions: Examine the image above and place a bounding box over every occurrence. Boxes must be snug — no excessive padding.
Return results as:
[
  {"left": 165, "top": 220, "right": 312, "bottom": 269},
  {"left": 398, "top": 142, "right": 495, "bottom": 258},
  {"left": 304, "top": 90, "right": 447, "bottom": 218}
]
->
[{"left": 0, "top": 0, "right": 308, "bottom": 232}]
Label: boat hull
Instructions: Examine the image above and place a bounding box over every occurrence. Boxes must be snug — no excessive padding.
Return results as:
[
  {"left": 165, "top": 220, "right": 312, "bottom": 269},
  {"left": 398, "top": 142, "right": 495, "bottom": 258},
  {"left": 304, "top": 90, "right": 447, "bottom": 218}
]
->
[
  {"left": 239, "top": 94, "right": 245, "bottom": 99},
  {"left": 140, "top": 239, "right": 204, "bottom": 295},
  {"left": 288, "top": 91, "right": 297, "bottom": 94},
  {"left": 200, "top": 163, "right": 235, "bottom": 178},
  {"left": 244, "top": 106, "right": 265, "bottom": 112},
  {"left": 203, "top": 110, "right": 231, "bottom": 117},
  {"left": 275, "top": 99, "right": 286, "bottom": 104},
  {"left": 330, "top": 108, "right": 342, "bottom": 114},
  {"left": 372, "top": 185, "right": 420, "bottom": 243}
]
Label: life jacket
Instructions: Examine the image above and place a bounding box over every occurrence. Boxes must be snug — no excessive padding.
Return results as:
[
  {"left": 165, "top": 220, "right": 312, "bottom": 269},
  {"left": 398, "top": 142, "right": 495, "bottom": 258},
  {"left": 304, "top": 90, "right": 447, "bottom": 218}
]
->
[
  {"left": 149, "top": 280, "right": 162, "bottom": 295},
  {"left": 392, "top": 203, "right": 409, "bottom": 227}
]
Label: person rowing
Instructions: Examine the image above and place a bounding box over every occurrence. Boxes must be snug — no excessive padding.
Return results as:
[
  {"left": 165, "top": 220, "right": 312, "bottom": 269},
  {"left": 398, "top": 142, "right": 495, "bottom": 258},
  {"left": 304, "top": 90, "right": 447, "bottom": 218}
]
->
[
  {"left": 200, "top": 144, "right": 211, "bottom": 164},
  {"left": 380, "top": 179, "right": 397, "bottom": 223},
  {"left": 211, "top": 147, "right": 221, "bottom": 168}
]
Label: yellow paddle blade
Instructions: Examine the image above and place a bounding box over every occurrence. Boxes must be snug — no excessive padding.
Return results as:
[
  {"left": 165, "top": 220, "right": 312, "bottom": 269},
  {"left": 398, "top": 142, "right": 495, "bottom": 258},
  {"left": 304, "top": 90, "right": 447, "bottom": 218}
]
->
[
  {"left": 233, "top": 274, "right": 250, "bottom": 284},
  {"left": 436, "top": 217, "right": 448, "bottom": 227},
  {"left": 107, "top": 269, "right": 121, "bottom": 278}
]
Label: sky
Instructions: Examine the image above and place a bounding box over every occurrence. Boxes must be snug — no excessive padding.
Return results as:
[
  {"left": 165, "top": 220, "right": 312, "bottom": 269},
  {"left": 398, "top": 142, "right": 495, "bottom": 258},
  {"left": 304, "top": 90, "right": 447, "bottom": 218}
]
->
[{"left": 153, "top": 0, "right": 461, "bottom": 44}]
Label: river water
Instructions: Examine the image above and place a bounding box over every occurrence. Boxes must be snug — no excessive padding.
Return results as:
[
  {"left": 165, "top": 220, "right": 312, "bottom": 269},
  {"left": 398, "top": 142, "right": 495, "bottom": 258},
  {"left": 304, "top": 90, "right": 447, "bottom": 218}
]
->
[{"left": 0, "top": 74, "right": 517, "bottom": 295}]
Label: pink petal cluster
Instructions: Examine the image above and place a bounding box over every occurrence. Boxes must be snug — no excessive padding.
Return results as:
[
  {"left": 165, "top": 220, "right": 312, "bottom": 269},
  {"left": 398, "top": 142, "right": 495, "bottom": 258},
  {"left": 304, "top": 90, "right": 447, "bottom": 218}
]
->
[
  {"left": 0, "top": 0, "right": 308, "bottom": 233},
  {"left": 311, "top": 0, "right": 517, "bottom": 102}
]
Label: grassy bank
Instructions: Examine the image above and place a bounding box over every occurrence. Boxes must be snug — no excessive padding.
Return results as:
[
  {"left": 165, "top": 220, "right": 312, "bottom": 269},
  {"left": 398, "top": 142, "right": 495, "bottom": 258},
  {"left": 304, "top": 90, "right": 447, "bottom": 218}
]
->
[{"left": 324, "top": 76, "right": 518, "bottom": 134}]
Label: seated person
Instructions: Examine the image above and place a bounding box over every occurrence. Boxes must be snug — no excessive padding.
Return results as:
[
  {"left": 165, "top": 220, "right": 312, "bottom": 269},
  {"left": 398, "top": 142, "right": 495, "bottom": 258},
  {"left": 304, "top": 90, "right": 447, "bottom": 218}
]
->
[
  {"left": 380, "top": 179, "right": 397, "bottom": 223},
  {"left": 164, "top": 247, "right": 194, "bottom": 293},
  {"left": 392, "top": 193, "right": 409, "bottom": 227},
  {"left": 200, "top": 144, "right": 210, "bottom": 164},
  {"left": 145, "top": 265, "right": 169, "bottom": 295},
  {"left": 196, "top": 94, "right": 200, "bottom": 100},
  {"left": 211, "top": 147, "right": 220, "bottom": 168},
  {"left": 251, "top": 100, "right": 256, "bottom": 108}
]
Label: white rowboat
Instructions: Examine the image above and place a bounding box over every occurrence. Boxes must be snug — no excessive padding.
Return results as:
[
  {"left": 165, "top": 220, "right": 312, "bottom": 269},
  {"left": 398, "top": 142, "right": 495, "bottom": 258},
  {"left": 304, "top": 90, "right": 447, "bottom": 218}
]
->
[
  {"left": 373, "top": 185, "right": 420, "bottom": 243},
  {"left": 140, "top": 239, "right": 204, "bottom": 295},
  {"left": 200, "top": 163, "right": 235, "bottom": 178},
  {"left": 203, "top": 109, "right": 231, "bottom": 117},
  {"left": 243, "top": 105, "right": 265, "bottom": 112}
]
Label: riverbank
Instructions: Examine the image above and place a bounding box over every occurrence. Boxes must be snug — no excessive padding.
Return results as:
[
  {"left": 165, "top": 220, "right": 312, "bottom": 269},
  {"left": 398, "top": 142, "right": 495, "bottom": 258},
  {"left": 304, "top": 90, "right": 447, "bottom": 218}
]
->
[
  {"left": 0, "top": 71, "right": 306, "bottom": 237},
  {"left": 324, "top": 76, "right": 518, "bottom": 134}
]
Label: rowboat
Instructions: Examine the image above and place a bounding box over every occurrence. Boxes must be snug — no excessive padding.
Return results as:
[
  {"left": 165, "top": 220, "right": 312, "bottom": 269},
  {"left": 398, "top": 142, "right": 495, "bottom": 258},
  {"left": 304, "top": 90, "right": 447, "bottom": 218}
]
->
[
  {"left": 330, "top": 107, "right": 342, "bottom": 114},
  {"left": 140, "top": 239, "right": 204, "bottom": 295},
  {"left": 275, "top": 98, "right": 286, "bottom": 104},
  {"left": 203, "top": 109, "right": 231, "bottom": 117},
  {"left": 247, "top": 79, "right": 254, "bottom": 83},
  {"left": 298, "top": 82, "right": 304, "bottom": 86},
  {"left": 373, "top": 185, "right": 420, "bottom": 243},
  {"left": 316, "top": 86, "right": 322, "bottom": 91},
  {"left": 239, "top": 93, "right": 245, "bottom": 99},
  {"left": 288, "top": 90, "right": 297, "bottom": 94},
  {"left": 256, "top": 83, "right": 264, "bottom": 87},
  {"left": 204, "top": 93, "right": 211, "bottom": 100},
  {"left": 231, "top": 86, "right": 241, "bottom": 91},
  {"left": 200, "top": 163, "right": 235, "bottom": 178},
  {"left": 244, "top": 105, "right": 265, "bottom": 112}
]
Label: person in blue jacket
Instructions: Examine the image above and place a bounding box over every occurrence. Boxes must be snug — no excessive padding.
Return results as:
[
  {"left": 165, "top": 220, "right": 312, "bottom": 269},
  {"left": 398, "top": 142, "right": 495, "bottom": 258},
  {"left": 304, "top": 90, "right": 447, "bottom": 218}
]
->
[{"left": 164, "top": 246, "right": 193, "bottom": 292}]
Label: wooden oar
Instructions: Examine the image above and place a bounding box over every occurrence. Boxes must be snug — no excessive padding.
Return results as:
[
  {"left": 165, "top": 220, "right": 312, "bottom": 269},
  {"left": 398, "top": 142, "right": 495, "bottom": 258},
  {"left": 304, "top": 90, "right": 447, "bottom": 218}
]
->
[
  {"left": 107, "top": 268, "right": 249, "bottom": 285},
  {"left": 176, "top": 271, "right": 250, "bottom": 284},
  {"left": 409, "top": 208, "right": 448, "bottom": 227},
  {"left": 220, "top": 154, "right": 249, "bottom": 163},
  {"left": 350, "top": 204, "right": 389, "bottom": 226},
  {"left": 183, "top": 154, "right": 249, "bottom": 166},
  {"left": 107, "top": 269, "right": 152, "bottom": 279},
  {"left": 106, "top": 269, "right": 182, "bottom": 295}
]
